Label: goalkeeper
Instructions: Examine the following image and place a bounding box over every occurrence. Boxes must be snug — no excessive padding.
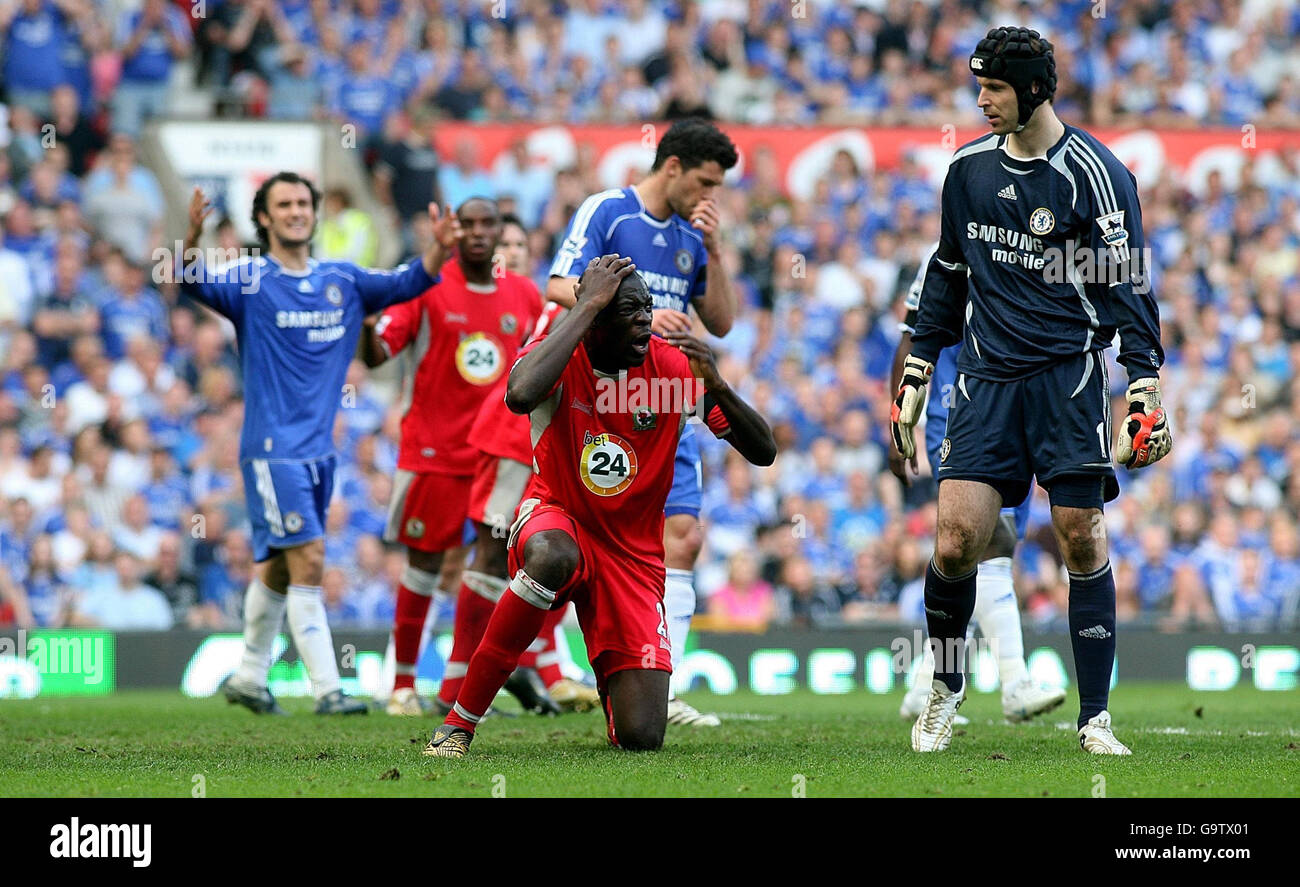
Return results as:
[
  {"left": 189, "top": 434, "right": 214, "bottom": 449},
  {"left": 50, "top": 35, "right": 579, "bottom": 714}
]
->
[{"left": 892, "top": 27, "right": 1171, "bottom": 756}]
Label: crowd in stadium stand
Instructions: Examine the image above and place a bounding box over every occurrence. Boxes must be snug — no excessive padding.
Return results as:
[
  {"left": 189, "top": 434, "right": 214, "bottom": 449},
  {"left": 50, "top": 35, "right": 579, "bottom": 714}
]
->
[{"left": 1, "top": 0, "right": 1298, "bottom": 634}]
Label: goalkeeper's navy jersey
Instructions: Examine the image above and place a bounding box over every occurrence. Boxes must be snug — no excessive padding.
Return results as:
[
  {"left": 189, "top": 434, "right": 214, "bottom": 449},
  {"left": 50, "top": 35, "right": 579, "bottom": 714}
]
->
[
  {"left": 910, "top": 125, "right": 1163, "bottom": 382},
  {"left": 548, "top": 186, "right": 708, "bottom": 313},
  {"left": 181, "top": 255, "right": 436, "bottom": 464}
]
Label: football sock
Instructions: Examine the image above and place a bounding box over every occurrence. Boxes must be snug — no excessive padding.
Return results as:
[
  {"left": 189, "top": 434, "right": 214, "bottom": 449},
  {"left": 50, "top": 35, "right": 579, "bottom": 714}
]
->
[
  {"left": 392, "top": 565, "right": 439, "bottom": 692},
  {"left": 664, "top": 568, "right": 695, "bottom": 696},
  {"left": 1068, "top": 562, "right": 1117, "bottom": 727},
  {"left": 518, "top": 607, "right": 567, "bottom": 689},
  {"left": 437, "top": 571, "right": 507, "bottom": 705},
  {"left": 924, "top": 559, "right": 978, "bottom": 694},
  {"left": 973, "top": 556, "right": 1030, "bottom": 689},
  {"left": 233, "top": 578, "right": 287, "bottom": 689},
  {"left": 444, "top": 572, "right": 552, "bottom": 733},
  {"left": 286, "top": 584, "right": 341, "bottom": 699}
]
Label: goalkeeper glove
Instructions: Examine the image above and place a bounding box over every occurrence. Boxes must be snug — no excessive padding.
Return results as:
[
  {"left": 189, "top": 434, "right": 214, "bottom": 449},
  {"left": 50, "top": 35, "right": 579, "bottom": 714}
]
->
[
  {"left": 1115, "top": 377, "right": 1172, "bottom": 469},
  {"left": 890, "top": 354, "right": 934, "bottom": 462}
]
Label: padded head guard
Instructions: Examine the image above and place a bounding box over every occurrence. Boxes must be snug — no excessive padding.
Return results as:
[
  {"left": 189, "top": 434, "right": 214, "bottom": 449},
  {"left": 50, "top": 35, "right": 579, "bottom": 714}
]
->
[{"left": 969, "top": 27, "right": 1057, "bottom": 131}]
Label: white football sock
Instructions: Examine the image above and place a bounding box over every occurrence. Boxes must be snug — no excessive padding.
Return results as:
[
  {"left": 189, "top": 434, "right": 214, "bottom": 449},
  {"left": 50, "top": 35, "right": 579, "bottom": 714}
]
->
[
  {"left": 233, "top": 579, "right": 287, "bottom": 690},
  {"left": 287, "top": 584, "right": 341, "bottom": 700},
  {"left": 973, "top": 556, "right": 1029, "bottom": 690},
  {"left": 905, "top": 644, "right": 936, "bottom": 706},
  {"left": 664, "top": 568, "right": 695, "bottom": 696}
]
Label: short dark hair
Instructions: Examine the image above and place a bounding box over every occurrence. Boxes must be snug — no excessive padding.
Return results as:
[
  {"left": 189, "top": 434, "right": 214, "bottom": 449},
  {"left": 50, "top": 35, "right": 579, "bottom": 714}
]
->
[
  {"left": 251, "top": 171, "right": 321, "bottom": 247},
  {"left": 652, "top": 118, "right": 738, "bottom": 173},
  {"left": 499, "top": 212, "right": 526, "bottom": 235},
  {"left": 456, "top": 195, "right": 499, "bottom": 217}
]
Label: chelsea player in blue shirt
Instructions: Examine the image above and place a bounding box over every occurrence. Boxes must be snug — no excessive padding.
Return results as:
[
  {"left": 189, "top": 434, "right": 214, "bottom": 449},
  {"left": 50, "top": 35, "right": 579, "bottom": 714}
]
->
[
  {"left": 546, "top": 119, "right": 739, "bottom": 728},
  {"left": 181, "top": 172, "right": 457, "bottom": 714},
  {"left": 891, "top": 28, "right": 1171, "bottom": 755}
]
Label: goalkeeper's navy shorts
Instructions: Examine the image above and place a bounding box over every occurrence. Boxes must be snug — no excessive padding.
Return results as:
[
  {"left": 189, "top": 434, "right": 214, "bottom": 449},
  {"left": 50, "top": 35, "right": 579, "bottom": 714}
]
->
[
  {"left": 935, "top": 350, "right": 1119, "bottom": 509},
  {"left": 928, "top": 343, "right": 1032, "bottom": 539}
]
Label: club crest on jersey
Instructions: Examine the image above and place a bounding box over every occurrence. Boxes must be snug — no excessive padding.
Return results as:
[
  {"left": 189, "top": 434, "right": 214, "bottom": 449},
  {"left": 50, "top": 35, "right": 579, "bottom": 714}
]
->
[
  {"left": 405, "top": 518, "right": 425, "bottom": 539},
  {"left": 284, "top": 512, "right": 303, "bottom": 533},
  {"left": 455, "top": 332, "right": 505, "bottom": 385},
  {"left": 579, "top": 431, "right": 637, "bottom": 497},
  {"left": 500, "top": 313, "right": 517, "bottom": 335},
  {"left": 632, "top": 407, "right": 656, "bottom": 431},
  {"left": 940, "top": 438, "right": 951, "bottom": 464},
  {"left": 674, "top": 249, "right": 693, "bottom": 274},
  {"left": 1096, "top": 210, "right": 1127, "bottom": 246},
  {"left": 1029, "top": 207, "right": 1055, "bottom": 236},
  {"left": 325, "top": 284, "right": 342, "bottom": 306}
]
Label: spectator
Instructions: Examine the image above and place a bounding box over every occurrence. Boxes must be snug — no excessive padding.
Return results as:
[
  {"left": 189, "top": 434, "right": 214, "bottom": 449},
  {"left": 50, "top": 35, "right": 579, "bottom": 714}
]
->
[
  {"left": 72, "top": 550, "right": 172, "bottom": 629},
  {"left": 144, "top": 531, "right": 199, "bottom": 627},
  {"left": 113, "top": 0, "right": 192, "bottom": 136},
  {"left": 112, "top": 493, "right": 163, "bottom": 563},
  {"left": 437, "top": 137, "right": 493, "bottom": 211},
  {"left": 707, "top": 549, "right": 775, "bottom": 631},
  {"left": 84, "top": 140, "right": 165, "bottom": 264},
  {"left": 317, "top": 187, "right": 378, "bottom": 267}
]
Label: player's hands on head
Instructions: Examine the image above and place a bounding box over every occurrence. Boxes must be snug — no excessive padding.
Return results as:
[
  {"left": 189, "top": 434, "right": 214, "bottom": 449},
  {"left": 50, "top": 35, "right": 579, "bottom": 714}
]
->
[
  {"left": 651, "top": 308, "right": 692, "bottom": 336},
  {"left": 890, "top": 354, "right": 933, "bottom": 463},
  {"left": 690, "top": 198, "right": 721, "bottom": 253},
  {"left": 429, "top": 203, "right": 463, "bottom": 250},
  {"left": 575, "top": 254, "right": 635, "bottom": 312},
  {"left": 1115, "top": 376, "right": 1172, "bottom": 470},
  {"left": 187, "top": 187, "right": 214, "bottom": 237},
  {"left": 665, "top": 332, "right": 724, "bottom": 391}
]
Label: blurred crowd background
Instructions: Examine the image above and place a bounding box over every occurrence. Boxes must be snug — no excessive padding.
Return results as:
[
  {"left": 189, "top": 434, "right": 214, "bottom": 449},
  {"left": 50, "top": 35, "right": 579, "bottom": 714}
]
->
[{"left": 1, "top": 0, "right": 1298, "bottom": 636}]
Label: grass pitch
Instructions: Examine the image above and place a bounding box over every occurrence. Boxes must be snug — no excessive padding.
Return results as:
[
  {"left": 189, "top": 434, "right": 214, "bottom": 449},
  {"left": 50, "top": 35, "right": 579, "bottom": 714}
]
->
[{"left": 0, "top": 684, "right": 1295, "bottom": 797}]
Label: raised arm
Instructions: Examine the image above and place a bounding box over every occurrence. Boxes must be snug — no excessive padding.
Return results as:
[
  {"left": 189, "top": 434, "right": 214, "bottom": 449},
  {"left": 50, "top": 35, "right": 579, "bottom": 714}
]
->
[
  {"left": 688, "top": 198, "right": 736, "bottom": 336},
  {"left": 664, "top": 332, "right": 776, "bottom": 467},
  {"left": 508, "top": 256, "right": 634, "bottom": 414}
]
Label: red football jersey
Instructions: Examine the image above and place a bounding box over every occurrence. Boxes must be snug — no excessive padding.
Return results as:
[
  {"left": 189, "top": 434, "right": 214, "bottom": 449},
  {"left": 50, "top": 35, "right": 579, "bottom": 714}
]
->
[
  {"left": 377, "top": 260, "right": 541, "bottom": 475},
  {"left": 521, "top": 334, "right": 729, "bottom": 568},
  {"left": 468, "top": 301, "right": 566, "bottom": 464}
]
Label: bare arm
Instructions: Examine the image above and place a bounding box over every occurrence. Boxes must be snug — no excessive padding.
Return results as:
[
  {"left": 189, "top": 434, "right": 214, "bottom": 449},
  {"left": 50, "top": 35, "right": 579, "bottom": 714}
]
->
[
  {"left": 665, "top": 332, "right": 776, "bottom": 467},
  {"left": 689, "top": 198, "right": 736, "bottom": 336},
  {"left": 545, "top": 275, "right": 579, "bottom": 308},
  {"left": 359, "top": 316, "right": 389, "bottom": 368}
]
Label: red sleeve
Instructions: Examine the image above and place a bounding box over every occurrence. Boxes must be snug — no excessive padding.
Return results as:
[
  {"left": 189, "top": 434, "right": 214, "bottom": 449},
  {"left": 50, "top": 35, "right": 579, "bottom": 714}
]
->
[{"left": 374, "top": 295, "right": 423, "bottom": 357}]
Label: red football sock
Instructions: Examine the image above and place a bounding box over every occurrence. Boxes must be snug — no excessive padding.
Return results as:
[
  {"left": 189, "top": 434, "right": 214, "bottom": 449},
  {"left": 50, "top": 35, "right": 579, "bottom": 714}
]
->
[
  {"left": 535, "top": 608, "right": 567, "bottom": 689},
  {"left": 436, "top": 581, "right": 500, "bottom": 705},
  {"left": 444, "top": 589, "right": 548, "bottom": 732},
  {"left": 517, "top": 607, "right": 564, "bottom": 669},
  {"left": 392, "top": 583, "right": 434, "bottom": 692}
]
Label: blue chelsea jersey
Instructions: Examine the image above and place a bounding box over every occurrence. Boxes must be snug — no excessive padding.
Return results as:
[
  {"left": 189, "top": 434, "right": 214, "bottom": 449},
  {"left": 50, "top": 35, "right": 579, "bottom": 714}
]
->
[
  {"left": 181, "top": 255, "right": 435, "bottom": 463},
  {"left": 549, "top": 186, "right": 709, "bottom": 313}
]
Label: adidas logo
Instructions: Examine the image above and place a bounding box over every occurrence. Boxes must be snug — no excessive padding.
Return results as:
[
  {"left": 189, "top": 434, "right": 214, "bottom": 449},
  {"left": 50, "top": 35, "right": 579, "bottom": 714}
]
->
[
  {"left": 1077, "top": 625, "right": 1112, "bottom": 640},
  {"left": 298, "top": 279, "right": 312, "bottom": 292},
  {"left": 652, "top": 232, "right": 667, "bottom": 247},
  {"left": 998, "top": 184, "right": 1017, "bottom": 201}
]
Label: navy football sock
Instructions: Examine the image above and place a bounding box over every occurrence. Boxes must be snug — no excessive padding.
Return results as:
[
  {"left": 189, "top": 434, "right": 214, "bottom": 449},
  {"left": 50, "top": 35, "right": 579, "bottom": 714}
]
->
[
  {"left": 923, "top": 559, "right": 977, "bottom": 694},
  {"left": 1068, "top": 562, "right": 1117, "bottom": 728}
]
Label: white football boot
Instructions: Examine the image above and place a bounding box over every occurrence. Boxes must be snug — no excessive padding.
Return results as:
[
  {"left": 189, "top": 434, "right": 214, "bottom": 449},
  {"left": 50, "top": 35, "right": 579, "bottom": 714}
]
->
[
  {"left": 900, "top": 681, "right": 969, "bottom": 725},
  {"left": 666, "top": 698, "right": 721, "bottom": 727},
  {"left": 1001, "top": 678, "right": 1067, "bottom": 723},
  {"left": 1078, "top": 710, "right": 1131, "bottom": 755},
  {"left": 911, "top": 679, "right": 966, "bottom": 752}
]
